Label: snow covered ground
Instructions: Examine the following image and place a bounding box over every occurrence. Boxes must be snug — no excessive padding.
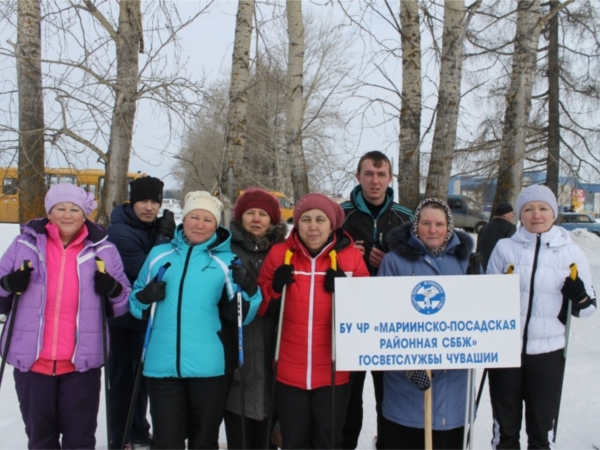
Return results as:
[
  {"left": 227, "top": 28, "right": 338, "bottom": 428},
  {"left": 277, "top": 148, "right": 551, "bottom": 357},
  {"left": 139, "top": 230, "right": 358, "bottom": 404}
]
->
[{"left": 1, "top": 223, "right": 599, "bottom": 449}]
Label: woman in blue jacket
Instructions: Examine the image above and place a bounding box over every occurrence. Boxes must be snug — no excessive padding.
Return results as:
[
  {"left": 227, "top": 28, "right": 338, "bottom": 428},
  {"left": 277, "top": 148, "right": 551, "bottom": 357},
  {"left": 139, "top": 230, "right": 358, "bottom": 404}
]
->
[
  {"left": 378, "top": 198, "right": 475, "bottom": 450},
  {"left": 129, "top": 191, "right": 262, "bottom": 449}
]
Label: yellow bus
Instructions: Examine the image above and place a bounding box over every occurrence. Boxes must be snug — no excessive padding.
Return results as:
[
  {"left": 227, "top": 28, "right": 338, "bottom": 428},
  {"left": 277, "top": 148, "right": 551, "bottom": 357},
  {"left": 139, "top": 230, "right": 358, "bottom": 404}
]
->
[{"left": 0, "top": 167, "right": 143, "bottom": 223}]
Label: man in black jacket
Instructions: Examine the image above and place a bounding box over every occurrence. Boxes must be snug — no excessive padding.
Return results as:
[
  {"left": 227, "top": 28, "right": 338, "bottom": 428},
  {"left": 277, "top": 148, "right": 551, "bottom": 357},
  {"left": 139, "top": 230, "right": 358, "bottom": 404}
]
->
[
  {"left": 107, "top": 176, "right": 176, "bottom": 449},
  {"left": 340, "top": 151, "right": 413, "bottom": 449},
  {"left": 476, "top": 201, "right": 516, "bottom": 272}
]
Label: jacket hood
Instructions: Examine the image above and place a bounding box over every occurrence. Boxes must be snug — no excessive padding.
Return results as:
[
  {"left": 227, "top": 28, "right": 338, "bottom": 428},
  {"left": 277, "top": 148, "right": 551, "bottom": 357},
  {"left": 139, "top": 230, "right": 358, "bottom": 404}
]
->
[
  {"left": 172, "top": 224, "right": 232, "bottom": 253},
  {"left": 387, "top": 222, "right": 473, "bottom": 262},
  {"left": 110, "top": 203, "right": 156, "bottom": 230},
  {"left": 230, "top": 220, "right": 287, "bottom": 252},
  {"left": 349, "top": 185, "right": 394, "bottom": 217},
  {"left": 22, "top": 217, "right": 108, "bottom": 244},
  {"left": 512, "top": 224, "right": 572, "bottom": 248}
]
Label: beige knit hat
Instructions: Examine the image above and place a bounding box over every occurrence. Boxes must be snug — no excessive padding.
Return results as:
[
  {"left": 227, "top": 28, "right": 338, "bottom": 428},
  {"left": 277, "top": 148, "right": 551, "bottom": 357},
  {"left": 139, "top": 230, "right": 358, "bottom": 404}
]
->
[{"left": 182, "top": 191, "right": 224, "bottom": 226}]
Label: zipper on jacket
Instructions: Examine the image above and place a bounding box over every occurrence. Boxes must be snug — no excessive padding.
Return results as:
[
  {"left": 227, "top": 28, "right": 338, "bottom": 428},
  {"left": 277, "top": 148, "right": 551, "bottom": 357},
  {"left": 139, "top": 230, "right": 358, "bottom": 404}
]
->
[
  {"left": 51, "top": 247, "right": 68, "bottom": 361},
  {"left": 176, "top": 246, "right": 194, "bottom": 377},
  {"left": 52, "top": 360, "right": 57, "bottom": 376},
  {"left": 522, "top": 235, "right": 541, "bottom": 354}
]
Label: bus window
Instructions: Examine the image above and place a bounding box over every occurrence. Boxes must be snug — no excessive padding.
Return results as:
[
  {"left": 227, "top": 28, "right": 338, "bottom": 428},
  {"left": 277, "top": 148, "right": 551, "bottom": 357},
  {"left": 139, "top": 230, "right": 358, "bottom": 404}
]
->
[
  {"left": 3, "top": 178, "right": 18, "bottom": 195},
  {"left": 80, "top": 183, "right": 98, "bottom": 198},
  {"left": 46, "top": 174, "right": 59, "bottom": 188},
  {"left": 60, "top": 175, "right": 77, "bottom": 185}
]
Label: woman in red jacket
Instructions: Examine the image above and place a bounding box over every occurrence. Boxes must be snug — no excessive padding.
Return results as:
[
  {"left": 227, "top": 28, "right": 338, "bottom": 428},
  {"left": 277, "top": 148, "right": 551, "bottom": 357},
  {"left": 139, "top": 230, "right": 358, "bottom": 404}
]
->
[{"left": 257, "top": 193, "right": 369, "bottom": 449}]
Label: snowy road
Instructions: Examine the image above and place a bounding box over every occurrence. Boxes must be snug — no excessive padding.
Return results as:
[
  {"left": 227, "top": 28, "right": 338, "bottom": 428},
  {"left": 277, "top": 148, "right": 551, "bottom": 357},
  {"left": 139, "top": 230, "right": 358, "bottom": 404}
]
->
[{"left": 1, "top": 224, "right": 599, "bottom": 449}]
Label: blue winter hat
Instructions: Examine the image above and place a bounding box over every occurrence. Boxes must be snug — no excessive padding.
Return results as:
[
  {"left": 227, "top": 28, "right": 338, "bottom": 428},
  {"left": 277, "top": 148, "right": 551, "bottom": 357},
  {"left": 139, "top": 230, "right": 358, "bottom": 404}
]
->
[{"left": 515, "top": 185, "right": 558, "bottom": 220}]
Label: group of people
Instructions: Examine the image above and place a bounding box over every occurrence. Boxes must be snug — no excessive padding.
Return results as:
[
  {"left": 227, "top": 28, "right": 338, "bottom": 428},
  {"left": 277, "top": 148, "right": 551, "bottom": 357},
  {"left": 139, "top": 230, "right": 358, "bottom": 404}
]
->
[{"left": 0, "top": 150, "right": 596, "bottom": 450}]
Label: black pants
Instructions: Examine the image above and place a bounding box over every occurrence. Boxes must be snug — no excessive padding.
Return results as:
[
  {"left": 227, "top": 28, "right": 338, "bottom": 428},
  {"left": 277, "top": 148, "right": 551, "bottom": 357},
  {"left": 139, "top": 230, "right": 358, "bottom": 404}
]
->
[
  {"left": 107, "top": 326, "right": 151, "bottom": 448},
  {"left": 275, "top": 381, "right": 351, "bottom": 449},
  {"left": 14, "top": 368, "right": 101, "bottom": 450},
  {"left": 147, "top": 374, "right": 232, "bottom": 449},
  {"left": 488, "top": 349, "right": 565, "bottom": 449},
  {"left": 223, "top": 410, "right": 276, "bottom": 449},
  {"left": 383, "top": 417, "right": 464, "bottom": 450},
  {"left": 341, "top": 371, "right": 385, "bottom": 449}
]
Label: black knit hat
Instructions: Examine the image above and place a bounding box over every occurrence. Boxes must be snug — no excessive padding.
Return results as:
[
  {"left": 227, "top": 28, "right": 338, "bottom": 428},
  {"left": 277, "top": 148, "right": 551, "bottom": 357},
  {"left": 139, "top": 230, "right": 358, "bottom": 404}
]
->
[
  {"left": 494, "top": 202, "right": 513, "bottom": 216},
  {"left": 129, "top": 176, "right": 164, "bottom": 205}
]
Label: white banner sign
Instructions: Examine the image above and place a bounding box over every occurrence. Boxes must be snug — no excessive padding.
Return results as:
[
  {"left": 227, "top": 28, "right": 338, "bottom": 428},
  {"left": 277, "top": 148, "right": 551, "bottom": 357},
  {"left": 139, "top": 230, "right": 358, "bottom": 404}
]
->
[{"left": 335, "top": 274, "right": 521, "bottom": 370}]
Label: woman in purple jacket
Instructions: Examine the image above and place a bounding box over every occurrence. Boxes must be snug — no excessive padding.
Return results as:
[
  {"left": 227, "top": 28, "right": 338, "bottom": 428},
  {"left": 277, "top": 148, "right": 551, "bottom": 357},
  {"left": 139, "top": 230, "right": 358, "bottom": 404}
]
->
[{"left": 0, "top": 184, "right": 130, "bottom": 449}]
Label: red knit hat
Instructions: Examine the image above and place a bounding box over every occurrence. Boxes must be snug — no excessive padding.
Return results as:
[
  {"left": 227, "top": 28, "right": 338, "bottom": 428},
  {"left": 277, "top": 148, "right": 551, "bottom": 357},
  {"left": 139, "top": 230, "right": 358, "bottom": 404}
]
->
[
  {"left": 293, "top": 193, "right": 345, "bottom": 230},
  {"left": 234, "top": 188, "right": 281, "bottom": 224}
]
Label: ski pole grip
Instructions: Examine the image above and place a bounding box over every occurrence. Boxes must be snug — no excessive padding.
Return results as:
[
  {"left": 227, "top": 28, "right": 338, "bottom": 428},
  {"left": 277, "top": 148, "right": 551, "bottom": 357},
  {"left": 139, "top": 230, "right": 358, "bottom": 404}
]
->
[
  {"left": 95, "top": 257, "right": 106, "bottom": 274},
  {"left": 20, "top": 260, "right": 31, "bottom": 271},
  {"left": 569, "top": 263, "right": 577, "bottom": 280},
  {"left": 284, "top": 249, "right": 293, "bottom": 266},
  {"left": 157, "top": 262, "right": 171, "bottom": 282},
  {"left": 329, "top": 250, "right": 338, "bottom": 271},
  {"left": 233, "top": 258, "right": 243, "bottom": 293},
  {"left": 506, "top": 264, "right": 515, "bottom": 274}
]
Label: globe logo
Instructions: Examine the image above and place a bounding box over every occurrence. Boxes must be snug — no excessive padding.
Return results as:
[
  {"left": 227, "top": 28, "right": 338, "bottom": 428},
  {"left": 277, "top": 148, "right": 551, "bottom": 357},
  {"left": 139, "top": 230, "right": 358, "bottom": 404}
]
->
[{"left": 411, "top": 280, "right": 446, "bottom": 315}]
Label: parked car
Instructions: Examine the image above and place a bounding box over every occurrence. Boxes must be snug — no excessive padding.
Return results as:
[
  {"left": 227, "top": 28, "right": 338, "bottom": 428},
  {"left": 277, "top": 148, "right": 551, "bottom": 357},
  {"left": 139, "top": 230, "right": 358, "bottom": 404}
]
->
[
  {"left": 554, "top": 212, "right": 600, "bottom": 237},
  {"left": 446, "top": 195, "right": 489, "bottom": 233}
]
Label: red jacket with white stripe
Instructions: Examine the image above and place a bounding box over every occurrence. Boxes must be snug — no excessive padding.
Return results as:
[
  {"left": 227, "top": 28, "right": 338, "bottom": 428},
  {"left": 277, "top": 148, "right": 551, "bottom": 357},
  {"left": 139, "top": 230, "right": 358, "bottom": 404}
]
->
[{"left": 257, "top": 229, "right": 369, "bottom": 390}]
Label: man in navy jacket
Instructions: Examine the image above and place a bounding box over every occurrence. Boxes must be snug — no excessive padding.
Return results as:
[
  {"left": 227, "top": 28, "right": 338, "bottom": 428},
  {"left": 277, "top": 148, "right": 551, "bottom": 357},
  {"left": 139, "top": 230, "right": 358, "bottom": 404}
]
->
[{"left": 107, "top": 176, "right": 176, "bottom": 449}]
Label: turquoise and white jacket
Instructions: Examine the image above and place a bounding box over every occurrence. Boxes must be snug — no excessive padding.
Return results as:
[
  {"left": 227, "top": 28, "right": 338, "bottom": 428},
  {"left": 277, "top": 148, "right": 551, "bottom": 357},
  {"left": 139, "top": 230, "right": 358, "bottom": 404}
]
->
[{"left": 130, "top": 226, "right": 262, "bottom": 378}]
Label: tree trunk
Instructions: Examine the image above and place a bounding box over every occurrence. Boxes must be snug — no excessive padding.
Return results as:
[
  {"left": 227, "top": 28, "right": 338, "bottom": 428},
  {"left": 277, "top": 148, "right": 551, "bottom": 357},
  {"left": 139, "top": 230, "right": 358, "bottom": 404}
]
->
[
  {"left": 285, "top": 0, "right": 309, "bottom": 200},
  {"left": 97, "top": 0, "right": 142, "bottom": 225},
  {"left": 425, "top": 0, "right": 466, "bottom": 199},
  {"left": 493, "top": 0, "right": 542, "bottom": 210},
  {"left": 221, "top": 0, "right": 255, "bottom": 215},
  {"left": 17, "top": 0, "right": 46, "bottom": 222},
  {"left": 545, "top": 0, "right": 560, "bottom": 196},
  {"left": 398, "top": 0, "right": 421, "bottom": 211}
]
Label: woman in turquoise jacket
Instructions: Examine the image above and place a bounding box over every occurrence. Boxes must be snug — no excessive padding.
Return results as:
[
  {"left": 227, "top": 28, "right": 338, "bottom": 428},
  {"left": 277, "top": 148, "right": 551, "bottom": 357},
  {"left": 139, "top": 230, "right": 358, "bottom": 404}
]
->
[{"left": 129, "top": 191, "right": 262, "bottom": 449}]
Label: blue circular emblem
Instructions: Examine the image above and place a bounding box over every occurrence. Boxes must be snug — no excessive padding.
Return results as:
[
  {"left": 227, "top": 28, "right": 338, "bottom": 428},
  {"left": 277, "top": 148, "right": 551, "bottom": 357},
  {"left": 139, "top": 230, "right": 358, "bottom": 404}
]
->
[{"left": 411, "top": 280, "right": 446, "bottom": 315}]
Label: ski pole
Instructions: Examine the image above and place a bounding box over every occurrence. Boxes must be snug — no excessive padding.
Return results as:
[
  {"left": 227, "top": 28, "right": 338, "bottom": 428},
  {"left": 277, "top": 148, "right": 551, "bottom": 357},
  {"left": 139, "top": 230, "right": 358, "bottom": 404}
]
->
[
  {"left": 0, "top": 260, "right": 30, "bottom": 393},
  {"left": 233, "top": 259, "right": 247, "bottom": 450},
  {"left": 122, "top": 262, "right": 170, "bottom": 450},
  {"left": 424, "top": 370, "right": 433, "bottom": 450},
  {"left": 555, "top": 262, "right": 577, "bottom": 440},
  {"left": 329, "top": 250, "right": 337, "bottom": 450},
  {"left": 95, "top": 257, "right": 113, "bottom": 449},
  {"left": 265, "top": 249, "right": 293, "bottom": 450}
]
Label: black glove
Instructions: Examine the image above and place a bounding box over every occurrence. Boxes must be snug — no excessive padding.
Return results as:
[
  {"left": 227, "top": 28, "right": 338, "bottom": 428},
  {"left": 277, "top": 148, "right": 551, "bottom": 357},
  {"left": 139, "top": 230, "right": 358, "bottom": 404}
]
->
[
  {"left": 324, "top": 268, "right": 346, "bottom": 293},
  {"left": 406, "top": 370, "right": 431, "bottom": 391},
  {"left": 272, "top": 264, "right": 295, "bottom": 294},
  {"left": 94, "top": 271, "right": 123, "bottom": 298},
  {"left": 1, "top": 266, "right": 34, "bottom": 293},
  {"left": 136, "top": 280, "right": 167, "bottom": 305},
  {"left": 229, "top": 263, "right": 257, "bottom": 296},
  {"left": 561, "top": 275, "right": 590, "bottom": 306},
  {"left": 156, "top": 209, "right": 176, "bottom": 240}
]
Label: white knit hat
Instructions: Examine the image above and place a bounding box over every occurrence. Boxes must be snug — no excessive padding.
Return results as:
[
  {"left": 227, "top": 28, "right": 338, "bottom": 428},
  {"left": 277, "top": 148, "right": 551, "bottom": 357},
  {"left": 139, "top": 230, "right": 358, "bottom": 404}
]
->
[
  {"left": 515, "top": 185, "right": 558, "bottom": 220},
  {"left": 182, "top": 191, "right": 224, "bottom": 226}
]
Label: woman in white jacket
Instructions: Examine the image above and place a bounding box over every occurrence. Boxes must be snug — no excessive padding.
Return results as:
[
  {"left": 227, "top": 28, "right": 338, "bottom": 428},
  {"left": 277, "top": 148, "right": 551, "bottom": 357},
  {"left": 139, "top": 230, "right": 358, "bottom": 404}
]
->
[{"left": 487, "top": 185, "right": 596, "bottom": 449}]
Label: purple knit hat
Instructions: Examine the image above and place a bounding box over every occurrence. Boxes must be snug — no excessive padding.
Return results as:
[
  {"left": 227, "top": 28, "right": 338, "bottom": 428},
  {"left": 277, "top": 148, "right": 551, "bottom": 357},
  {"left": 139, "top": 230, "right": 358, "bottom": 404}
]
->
[
  {"left": 45, "top": 184, "right": 98, "bottom": 216},
  {"left": 293, "top": 193, "right": 345, "bottom": 230}
]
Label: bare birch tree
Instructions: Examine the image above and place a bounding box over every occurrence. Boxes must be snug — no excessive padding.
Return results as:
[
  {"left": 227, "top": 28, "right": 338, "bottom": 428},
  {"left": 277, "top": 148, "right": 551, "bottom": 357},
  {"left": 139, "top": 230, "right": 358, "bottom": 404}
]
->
[
  {"left": 16, "top": 0, "right": 46, "bottom": 221},
  {"left": 425, "top": 0, "right": 481, "bottom": 199},
  {"left": 221, "top": 0, "right": 255, "bottom": 213},
  {"left": 285, "top": 0, "right": 309, "bottom": 199},
  {"left": 398, "top": 0, "right": 421, "bottom": 210},
  {"left": 544, "top": 0, "right": 560, "bottom": 196},
  {"left": 82, "top": 0, "right": 144, "bottom": 224}
]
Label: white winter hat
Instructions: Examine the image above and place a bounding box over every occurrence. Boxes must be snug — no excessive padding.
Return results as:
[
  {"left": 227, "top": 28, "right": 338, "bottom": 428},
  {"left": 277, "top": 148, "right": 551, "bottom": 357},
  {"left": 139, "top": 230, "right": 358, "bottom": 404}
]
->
[
  {"left": 515, "top": 185, "right": 558, "bottom": 220},
  {"left": 182, "top": 191, "right": 223, "bottom": 226}
]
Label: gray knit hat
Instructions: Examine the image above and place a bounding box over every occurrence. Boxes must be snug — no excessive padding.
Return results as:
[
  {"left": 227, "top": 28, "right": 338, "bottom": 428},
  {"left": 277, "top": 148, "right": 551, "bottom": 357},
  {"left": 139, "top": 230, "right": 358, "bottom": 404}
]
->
[{"left": 515, "top": 185, "right": 558, "bottom": 220}]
